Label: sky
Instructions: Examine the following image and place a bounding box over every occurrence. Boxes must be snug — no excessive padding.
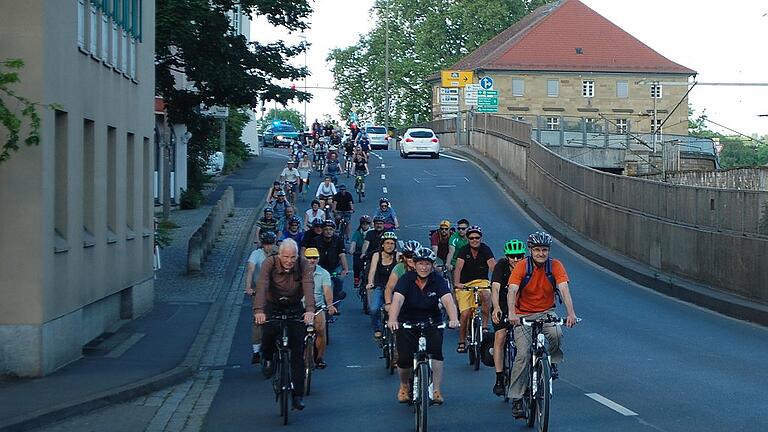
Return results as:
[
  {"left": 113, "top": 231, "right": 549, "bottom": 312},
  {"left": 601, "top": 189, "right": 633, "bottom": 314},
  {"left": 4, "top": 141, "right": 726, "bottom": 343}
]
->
[{"left": 251, "top": 0, "right": 768, "bottom": 136}]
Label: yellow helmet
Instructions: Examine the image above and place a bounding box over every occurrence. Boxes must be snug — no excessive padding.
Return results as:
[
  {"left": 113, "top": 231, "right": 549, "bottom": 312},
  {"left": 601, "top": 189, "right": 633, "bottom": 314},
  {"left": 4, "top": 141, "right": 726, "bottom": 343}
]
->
[
  {"left": 439, "top": 220, "right": 451, "bottom": 228},
  {"left": 304, "top": 248, "right": 320, "bottom": 258}
]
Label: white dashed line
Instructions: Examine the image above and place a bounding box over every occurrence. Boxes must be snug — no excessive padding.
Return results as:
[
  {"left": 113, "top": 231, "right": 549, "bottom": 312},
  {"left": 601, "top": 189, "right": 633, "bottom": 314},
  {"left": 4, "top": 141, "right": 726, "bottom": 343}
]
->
[
  {"left": 413, "top": 178, "right": 421, "bottom": 184},
  {"left": 435, "top": 185, "right": 456, "bottom": 188},
  {"left": 464, "top": 176, "right": 470, "bottom": 182},
  {"left": 382, "top": 187, "right": 388, "bottom": 194},
  {"left": 440, "top": 153, "right": 468, "bottom": 162},
  {"left": 381, "top": 174, "right": 386, "bottom": 180},
  {"left": 423, "top": 170, "right": 436, "bottom": 176},
  {"left": 585, "top": 393, "right": 638, "bottom": 416},
  {"left": 370, "top": 152, "right": 383, "bottom": 160},
  {"left": 381, "top": 163, "right": 386, "bottom": 168}
]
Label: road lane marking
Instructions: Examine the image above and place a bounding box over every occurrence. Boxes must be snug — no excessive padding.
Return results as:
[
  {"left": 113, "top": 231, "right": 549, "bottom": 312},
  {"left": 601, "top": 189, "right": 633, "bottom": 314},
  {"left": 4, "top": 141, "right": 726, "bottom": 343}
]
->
[
  {"left": 585, "top": 393, "right": 638, "bottom": 416},
  {"left": 381, "top": 174, "right": 386, "bottom": 180},
  {"left": 441, "top": 153, "right": 467, "bottom": 162},
  {"left": 435, "top": 185, "right": 456, "bottom": 188},
  {"left": 413, "top": 178, "right": 421, "bottom": 184},
  {"left": 105, "top": 333, "right": 145, "bottom": 358},
  {"left": 464, "top": 176, "right": 470, "bottom": 182},
  {"left": 381, "top": 163, "right": 386, "bottom": 168},
  {"left": 383, "top": 187, "right": 388, "bottom": 194},
  {"left": 346, "top": 365, "right": 362, "bottom": 368},
  {"left": 423, "top": 170, "right": 437, "bottom": 176},
  {"left": 370, "top": 152, "right": 383, "bottom": 160}
]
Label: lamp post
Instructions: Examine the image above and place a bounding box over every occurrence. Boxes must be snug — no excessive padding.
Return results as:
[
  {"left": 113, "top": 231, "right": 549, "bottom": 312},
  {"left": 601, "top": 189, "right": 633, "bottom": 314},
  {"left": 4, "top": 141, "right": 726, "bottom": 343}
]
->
[
  {"left": 299, "top": 34, "right": 308, "bottom": 129},
  {"left": 384, "top": 0, "right": 390, "bottom": 131}
]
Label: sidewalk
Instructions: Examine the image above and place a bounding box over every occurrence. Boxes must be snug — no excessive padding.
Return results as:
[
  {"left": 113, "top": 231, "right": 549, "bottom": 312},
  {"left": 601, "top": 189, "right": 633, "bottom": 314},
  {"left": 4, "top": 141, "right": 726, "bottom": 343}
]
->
[{"left": 0, "top": 154, "right": 286, "bottom": 432}]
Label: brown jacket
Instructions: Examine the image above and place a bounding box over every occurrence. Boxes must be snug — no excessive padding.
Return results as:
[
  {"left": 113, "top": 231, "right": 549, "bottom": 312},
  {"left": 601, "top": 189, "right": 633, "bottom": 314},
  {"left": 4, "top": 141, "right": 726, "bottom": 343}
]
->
[{"left": 253, "top": 255, "right": 315, "bottom": 313}]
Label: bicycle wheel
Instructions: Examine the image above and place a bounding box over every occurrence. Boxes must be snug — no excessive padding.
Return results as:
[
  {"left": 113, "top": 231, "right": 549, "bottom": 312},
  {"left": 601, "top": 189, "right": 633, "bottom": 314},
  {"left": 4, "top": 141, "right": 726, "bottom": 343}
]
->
[
  {"left": 325, "top": 319, "right": 331, "bottom": 346},
  {"left": 282, "top": 352, "right": 292, "bottom": 425},
  {"left": 303, "top": 335, "right": 315, "bottom": 396},
  {"left": 272, "top": 353, "right": 281, "bottom": 402},
  {"left": 535, "top": 357, "right": 551, "bottom": 432},
  {"left": 472, "top": 317, "right": 482, "bottom": 371},
  {"left": 414, "top": 362, "right": 430, "bottom": 432},
  {"left": 503, "top": 335, "right": 515, "bottom": 402}
]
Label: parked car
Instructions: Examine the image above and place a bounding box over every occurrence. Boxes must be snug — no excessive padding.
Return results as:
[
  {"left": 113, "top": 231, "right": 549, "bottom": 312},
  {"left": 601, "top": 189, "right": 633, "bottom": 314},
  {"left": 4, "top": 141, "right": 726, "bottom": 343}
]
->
[
  {"left": 362, "top": 125, "right": 389, "bottom": 150},
  {"left": 399, "top": 128, "right": 440, "bottom": 159},
  {"left": 205, "top": 151, "right": 225, "bottom": 175},
  {"left": 262, "top": 121, "right": 300, "bottom": 147}
]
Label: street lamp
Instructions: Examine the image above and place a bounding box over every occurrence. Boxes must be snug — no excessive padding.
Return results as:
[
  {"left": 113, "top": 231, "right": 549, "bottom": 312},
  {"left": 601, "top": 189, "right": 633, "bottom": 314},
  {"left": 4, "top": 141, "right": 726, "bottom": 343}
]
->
[
  {"left": 384, "top": 0, "right": 390, "bottom": 131},
  {"left": 299, "top": 34, "right": 308, "bottom": 129}
]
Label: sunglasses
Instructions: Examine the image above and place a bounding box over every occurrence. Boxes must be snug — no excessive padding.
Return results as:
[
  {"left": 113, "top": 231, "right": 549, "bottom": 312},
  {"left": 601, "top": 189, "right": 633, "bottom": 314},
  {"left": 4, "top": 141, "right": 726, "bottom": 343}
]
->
[
  {"left": 306, "top": 256, "right": 319, "bottom": 260},
  {"left": 458, "top": 227, "right": 468, "bottom": 231},
  {"left": 507, "top": 254, "right": 526, "bottom": 260},
  {"left": 440, "top": 227, "right": 449, "bottom": 231},
  {"left": 468, "top": 236, "right": 481, "bottom": 240}
]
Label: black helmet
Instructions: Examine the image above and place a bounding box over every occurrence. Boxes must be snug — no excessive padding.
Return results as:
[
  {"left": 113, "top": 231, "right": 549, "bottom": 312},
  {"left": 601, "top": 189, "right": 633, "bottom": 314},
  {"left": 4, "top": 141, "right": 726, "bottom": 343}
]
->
[
  {"left": 338, "top": 184, "right": 347, "bottom": 190},
  {"left": 312, "top": 218, "right": 324, "bottom": 228},
  {"left": 288, "top": 216, "right": 301, "bottom": 225},
  {"left": 372, "top": 215, "right": 386, "bottom": 223},
  {"left": 259, "top": 231, "right": 277, "bottom": 245},
  {"left": 379, "top": 197, "right": 390, "bottom": 205},
  {"left": 413, "top": 247, "right": 437, "bottom": 262},
  {"left": 359, "top": 215, "right": 372, "bottom": 224},
  {"left": 527, "top": 231, "right": 553, "bottom": 247},
  {"left": 323, "top": 219, "right": 336, "bottom": 229},
  {"left": 263, "top": 207, "right": 273, "bottom": 214}
]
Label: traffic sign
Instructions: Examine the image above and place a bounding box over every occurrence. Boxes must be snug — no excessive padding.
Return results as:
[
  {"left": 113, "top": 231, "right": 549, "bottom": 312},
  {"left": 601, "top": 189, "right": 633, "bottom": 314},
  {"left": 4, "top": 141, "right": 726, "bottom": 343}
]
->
[
  {"left": 440, "top": 105, "right": 459, "bottom": 113},
  {"left": 477, "top": 106, "right": 498, "bottom": 113},
  {"left": 477, "top": 97, "right": 498, "bottom": 106},
  {"left": 440, "top": 94, "right": 459, "bottom": 105},
  {"left": 480, "top": 76, "right": 493, "bottom": 90},
  {"left": 465, "top": 84, "right": 480, "bottom": 106},
  {"left": 478, "top": 90, "right": 498, "bottom": 96},
  {"left": 441, "top": 70, "right": 474, "bottom": 88},
  {"left": 439, "top": 87, "right": 459, "bottom": 95}
]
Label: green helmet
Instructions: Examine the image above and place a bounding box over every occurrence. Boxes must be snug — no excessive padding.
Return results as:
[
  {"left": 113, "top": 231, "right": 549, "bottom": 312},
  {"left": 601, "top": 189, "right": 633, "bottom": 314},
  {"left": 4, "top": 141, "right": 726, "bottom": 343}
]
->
[
  {"left": 503, "top": 239, "right": 526, "bottom": 255},
  {"left": 381, "top": 231, "right": 398, "bottom": 242}
]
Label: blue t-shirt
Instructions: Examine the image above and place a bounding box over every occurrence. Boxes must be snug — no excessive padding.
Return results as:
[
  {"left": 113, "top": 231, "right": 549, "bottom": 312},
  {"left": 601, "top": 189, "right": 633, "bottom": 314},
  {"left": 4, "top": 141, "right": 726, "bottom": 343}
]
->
[
  {"left": 394, "top": 271, "right": 450, "bottom": 323},
  {"left": 374, "top": 207, "right": 397, "bottom": 225},
  {"left": 280, "top": 229, "right": 303, "bottom": 244}
]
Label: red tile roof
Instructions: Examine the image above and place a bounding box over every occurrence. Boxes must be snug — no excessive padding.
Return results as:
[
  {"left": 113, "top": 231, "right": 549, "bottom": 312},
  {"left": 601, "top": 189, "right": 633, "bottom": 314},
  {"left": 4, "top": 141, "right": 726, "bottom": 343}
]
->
[{"left": 450, "top": 0, "right": 695, "bottom": 75}]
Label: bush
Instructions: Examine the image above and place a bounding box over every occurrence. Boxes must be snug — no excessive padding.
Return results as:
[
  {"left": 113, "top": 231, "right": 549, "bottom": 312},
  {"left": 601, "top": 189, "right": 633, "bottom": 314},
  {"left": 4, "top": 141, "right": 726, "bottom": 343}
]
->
[
  {"left": 154, "top": 219, "right": 178, "bottom": 248},
  {"left": 179, "top": 188, "right": 204, "bottom": 209}
]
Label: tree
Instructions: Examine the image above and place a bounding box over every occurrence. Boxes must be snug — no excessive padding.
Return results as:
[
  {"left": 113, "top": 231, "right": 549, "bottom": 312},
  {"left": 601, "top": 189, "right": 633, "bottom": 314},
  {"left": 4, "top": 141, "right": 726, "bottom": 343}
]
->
[
  {"left": 261, "top": 107, "right": 305, "bottom": 131},
  {"left": 0, "top": 59, "right": 41, "bottom": 165},
  {"left": 327, "top": 0, "right": 551, "bottom": 128}
]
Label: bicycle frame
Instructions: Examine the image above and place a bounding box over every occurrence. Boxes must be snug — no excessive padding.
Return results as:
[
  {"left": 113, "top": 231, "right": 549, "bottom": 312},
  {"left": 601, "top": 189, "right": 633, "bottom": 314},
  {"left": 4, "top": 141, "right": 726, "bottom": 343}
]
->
[
  {"left": 457, "top": 284, "right": 489, "bottom": 370},
  {"left": 264, "top": 313, "right": 306, "bottom": 425},
  {"left": 401, "top": 321, "right": 445, "bottom": 432}
]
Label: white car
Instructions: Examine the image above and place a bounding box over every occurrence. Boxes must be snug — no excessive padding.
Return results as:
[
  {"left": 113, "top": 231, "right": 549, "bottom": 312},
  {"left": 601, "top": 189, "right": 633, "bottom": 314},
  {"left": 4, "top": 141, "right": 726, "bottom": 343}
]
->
[
  {"left": 363, "top": 125, "right": 389, "bottom": 150},
  {"left": 399, "top": 128, "right": 440, "bottom": 159}
]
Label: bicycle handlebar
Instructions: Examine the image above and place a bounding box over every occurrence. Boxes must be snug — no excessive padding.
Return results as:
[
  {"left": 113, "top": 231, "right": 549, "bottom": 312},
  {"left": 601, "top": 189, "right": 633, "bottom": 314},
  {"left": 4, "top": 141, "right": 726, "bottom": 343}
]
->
[
  {"left": 521, "top": 316, "right": 582, "bottom": 326},
  {"left": 401, "top": 321, "right": 447, "bottom": 330}
]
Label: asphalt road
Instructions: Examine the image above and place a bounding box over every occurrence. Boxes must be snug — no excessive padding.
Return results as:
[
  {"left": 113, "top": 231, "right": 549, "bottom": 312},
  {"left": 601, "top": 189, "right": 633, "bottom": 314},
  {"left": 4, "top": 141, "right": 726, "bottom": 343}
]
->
[{"left": 203, "top": 150, "right": 768, "bottom": 432}]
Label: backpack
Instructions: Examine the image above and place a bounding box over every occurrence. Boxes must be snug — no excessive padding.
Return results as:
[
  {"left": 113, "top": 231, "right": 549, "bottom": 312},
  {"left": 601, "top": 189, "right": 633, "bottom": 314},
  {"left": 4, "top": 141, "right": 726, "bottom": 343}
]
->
[{"left": 516, "top": 257, "right": 561, "bottom": 308}]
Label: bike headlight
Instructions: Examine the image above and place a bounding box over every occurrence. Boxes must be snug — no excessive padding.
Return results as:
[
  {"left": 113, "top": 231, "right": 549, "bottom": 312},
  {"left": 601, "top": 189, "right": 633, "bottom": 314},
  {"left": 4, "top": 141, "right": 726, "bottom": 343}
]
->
[{"left": 418, "top": 336, "right": 427, "bottom": 352}]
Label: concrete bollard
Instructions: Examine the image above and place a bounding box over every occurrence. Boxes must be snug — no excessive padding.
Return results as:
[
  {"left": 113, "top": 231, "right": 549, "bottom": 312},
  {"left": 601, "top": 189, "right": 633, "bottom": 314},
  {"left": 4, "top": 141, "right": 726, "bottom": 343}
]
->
[
  {"left": 186, "top": 187, "right": 238, "bottom": 274},
  {"left": 187, "top": 232, "right": 203, "bottom": 273}
]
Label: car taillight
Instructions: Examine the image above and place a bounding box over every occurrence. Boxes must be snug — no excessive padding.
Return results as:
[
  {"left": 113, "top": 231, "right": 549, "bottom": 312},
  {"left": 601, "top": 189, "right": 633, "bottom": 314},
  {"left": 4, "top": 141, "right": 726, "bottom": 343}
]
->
[
  {"left": 431, "top": 138, "right": 439, "bottom": 143},
  {"left": 405, "top": 138, "right": 414, "bottom": 142}
]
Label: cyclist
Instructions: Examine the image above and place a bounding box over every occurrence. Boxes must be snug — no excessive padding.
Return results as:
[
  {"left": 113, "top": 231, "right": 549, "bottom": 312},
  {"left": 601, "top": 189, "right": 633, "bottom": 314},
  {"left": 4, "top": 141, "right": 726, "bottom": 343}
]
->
[
  {"left": 254, "top": 207, "right": 279, "bottom": 244},
  {"left": 388, "top": 247, "right": 460, "bottom": 404},
  {"left": 313, "top": 219, "right": 349, "bottom": 303},
  {"left": 323, "top": 152, "right": 343, "bottom": 184},
  {"left": 453, "top": 225, "right": 495, "bottom": 353},
  {"left": 446, "top": 218, "right": 470, "bottom": 271},
  {"left": 253, "top": 239, "right": 315, "bottom": 410},
  {"left": 304, "top": 200, "right": 326, "bottom": 231},
  {"left": 332, "top": 184, "right": 355, "bottom": 240},
  {"left": 490, "top": 239, "right": 527, "bottom": 396},
  {"left": 301, "top": 218, "right": 324, "bottom": 255},
  {"left": 266, "top": 181, "right": 282, "bottom": 204},
  {"left": 383, "top": 240, "right": 421, "bottom": 310},
  {"left": 357, "top": 130, "right": 371, "bottom": 155},
  {"left": 374, "top": 197, "right": 399, "bottom": 231},
  {"left": 352, "top": 152, "right": 369, "bottom": 196},
  {"left": 507, "top": 232, "right": 577, "bottom": 418},
  {"left": 280, "top": 216, "right": 304, "bottom": 245},
  {"left": 297, "top": 153, "right": 312, "bottom": 195},
  {"left": 270, "top": 190, "right": 291, "bottom": 231},
  {"left": 245, "top": 231, "right": 278, "bottom": 365},
  {"left": 280, "top": 160, "right": 301, "bottom": 203},
  {"left": 304, "top": 248, "right": 337, "bottom": 369},
  {"left": 349, "top": 215, "right": 371, "bottom": 288},
  {"left": 360, "top": 215, "right": 386, "bottom": 261},
  {"left": 283, "top": 205, "right": 297, "bottom": 225},
  {"left": 343, "top": 138, "right": 356, "bottom": 169},
  {"left": 315, "top": 176, "right": 337, "bottom": 208},
  {"left": 430, "top": 220, "right": 453, "bottom": 265},
  {"left": 366, "top": 231, "right": 400, "bottom": 340},
  {"left": 314, "top": 138, "right": 327, "bottom": 171}
]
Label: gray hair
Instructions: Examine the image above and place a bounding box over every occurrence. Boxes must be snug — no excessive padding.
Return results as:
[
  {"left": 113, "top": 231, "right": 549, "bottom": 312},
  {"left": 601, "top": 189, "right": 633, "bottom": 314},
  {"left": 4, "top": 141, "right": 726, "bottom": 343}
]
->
[{"left": 278, "top": 238, "right": 298, "bottom": 255}]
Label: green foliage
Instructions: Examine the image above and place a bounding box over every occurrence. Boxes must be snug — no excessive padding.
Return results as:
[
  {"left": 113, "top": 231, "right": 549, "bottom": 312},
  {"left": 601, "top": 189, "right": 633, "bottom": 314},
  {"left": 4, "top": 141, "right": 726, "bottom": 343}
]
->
[
  {"left": 223, "top": 109, "right": 251, "bottom": 173},
  {"left": 718, "top": 138, "right": 768, "bottom": 168},
  {"left": 0, "top": 59, "right": 42, "bottom": 165},
  {"left": 155, "top": 219, "right": 179, "bottom": 248},
  {"left": 327, "top": 0, "right": 551, "bottom": 128},
  {"left": 179, "top": 187, "right": 205, "bottom": 209},
  {"left": 261, "top": 107, "right": 305, "bottom": 131}
]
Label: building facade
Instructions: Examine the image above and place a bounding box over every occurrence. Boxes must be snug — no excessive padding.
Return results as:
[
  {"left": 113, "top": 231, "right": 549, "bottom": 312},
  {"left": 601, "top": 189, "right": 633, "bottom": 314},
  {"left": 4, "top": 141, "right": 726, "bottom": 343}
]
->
[{"left": 0, "top": 0, "right": 156, "bottom": 376}]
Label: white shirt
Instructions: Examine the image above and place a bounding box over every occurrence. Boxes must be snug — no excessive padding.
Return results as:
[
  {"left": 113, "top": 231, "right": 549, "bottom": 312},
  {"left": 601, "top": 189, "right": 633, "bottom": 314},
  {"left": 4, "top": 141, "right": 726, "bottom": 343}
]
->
[
  {"left": 315, "top": 182, "right": 337, "bottom": 198},
  {"left": 280, "top": 167, "right": 300, "bottom": 183},
  {"left": 304, "top": 208, "right": 326, "bottom": 230}
]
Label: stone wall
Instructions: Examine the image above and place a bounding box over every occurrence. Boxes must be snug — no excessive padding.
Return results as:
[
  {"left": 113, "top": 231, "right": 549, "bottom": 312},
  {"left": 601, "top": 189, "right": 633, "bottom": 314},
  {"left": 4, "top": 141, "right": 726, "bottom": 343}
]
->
[{"left": 640, "top": 167, "right": 768, "bottom": 191}]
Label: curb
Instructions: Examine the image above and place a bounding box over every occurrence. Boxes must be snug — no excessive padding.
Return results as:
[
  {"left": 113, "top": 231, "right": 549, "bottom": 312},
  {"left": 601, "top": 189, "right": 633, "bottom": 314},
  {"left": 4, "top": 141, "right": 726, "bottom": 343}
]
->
[
  {"left": 0, "top": 172, "right": 276, "bottom": 432},
  {"left": 449, "top": 146, "right": 768, "bottom": 326}
]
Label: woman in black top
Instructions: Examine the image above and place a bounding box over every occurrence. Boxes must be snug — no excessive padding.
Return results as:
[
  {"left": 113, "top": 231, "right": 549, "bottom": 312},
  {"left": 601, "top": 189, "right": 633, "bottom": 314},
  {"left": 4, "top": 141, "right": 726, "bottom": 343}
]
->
[{"left": 367, "top": 232, "right": 400, "bottom": 339}]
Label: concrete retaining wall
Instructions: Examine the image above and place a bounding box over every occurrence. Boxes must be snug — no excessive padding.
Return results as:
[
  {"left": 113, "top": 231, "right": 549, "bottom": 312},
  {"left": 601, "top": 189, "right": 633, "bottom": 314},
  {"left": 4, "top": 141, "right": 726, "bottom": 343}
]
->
[
  {"left": 640, "top": 167, "right": 768, "bottom": 191},
  {"left": 187, "top": 187, "right": 235, "bottom": 273}
]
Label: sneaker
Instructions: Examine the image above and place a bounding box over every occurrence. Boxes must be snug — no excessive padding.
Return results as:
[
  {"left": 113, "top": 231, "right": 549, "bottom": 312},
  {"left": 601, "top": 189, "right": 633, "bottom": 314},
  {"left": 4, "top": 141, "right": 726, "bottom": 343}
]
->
[
  {"left": 551, "top": 363, "right": 559, "bottom": 380},
  {"left": 292, "top": 396, "right": 305, "bottom": 411},
  {"left": 397, "top": 384, "right": 410, "bottom": 403},
  {"left": 512, "top": 398, "right": 525, "bottom": 418},
  {"left": 251, "top": 352, "right": 261, "bottom": 365},
  {"left": 431, "top": 390, "right": 444, "bottom": 405},
  {"left": 316, "top": 358, "right": 327, "bottom": 369},
  {"left": 493, "top": 377, "right": 505, "bottom": 396}
]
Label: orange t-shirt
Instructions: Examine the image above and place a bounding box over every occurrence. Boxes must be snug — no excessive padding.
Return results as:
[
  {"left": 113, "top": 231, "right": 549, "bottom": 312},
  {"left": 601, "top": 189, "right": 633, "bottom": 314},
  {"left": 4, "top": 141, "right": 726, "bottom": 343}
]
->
[{"left": 508, "top": 258, "right": 569, "bottom": 314}]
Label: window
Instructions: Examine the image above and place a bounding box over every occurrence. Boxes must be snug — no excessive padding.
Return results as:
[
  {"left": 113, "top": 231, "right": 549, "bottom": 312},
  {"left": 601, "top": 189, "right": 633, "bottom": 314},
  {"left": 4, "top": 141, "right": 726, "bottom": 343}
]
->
[
  {"left": 127, "top": 133, "right": 135, "bottom": 230},
  {"left": 409, "top": 131, "right": 434, "bottom": 138},
  {"left": 55, "top": 111, "right": 69, "bottom": 239},
  {"left": 651, "top": 119, "right": 663, "bottom": 134},
  {"left": 547, "top": 79, "right": 559, "bottom": 97},
  {"left": 512, "top": 79, "right": 524, "bottom": 97},
  {"left": 129, "top": 38, "right": 136, "bottom": 78},
  {"left": 107, "top": 127, "right": 117, "bottom": 233},
  {"left": 121, "top": 28, "right": 128, "bottom": 73},
  {"left": 651, "top": 83, "right": 662, "bottom": 99},
  {"left": 83, "top": 120, "right": 96, "bottom": 234},
  {"left": 616, "top": 80, "right": 628, "bottom": 98},
  {"left": 585, "top": 118, "right": 600, "bottom": 132},
  {"left": 231, "top": 6, "right": 242, "bottom": 35},
  {"left": 582, "top": 80, "right": 594, "bottom": 98},
  {"left": 111, "top": 21, "right": 118, "bottom": 67},
  {"left": 78, "top": 0, "right": 86, "bottom": 49},
  {"left": 615, "top": 118, "right": 628, "bottom": 134},
  {"left": 546, "top": 117, "right": 560, "bottom": 130},
  {"left": 143, "top": 137, "right": 151, "bottom": 228},
  {"left": 101, "top": 11, "right": 109, "bottom": 60}
]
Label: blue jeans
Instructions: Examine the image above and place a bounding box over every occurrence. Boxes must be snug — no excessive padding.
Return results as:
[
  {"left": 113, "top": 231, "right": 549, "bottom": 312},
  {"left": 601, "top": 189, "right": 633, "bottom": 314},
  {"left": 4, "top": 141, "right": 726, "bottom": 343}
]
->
[
  {"left": 370, "top": 286, "right": 384, "bottom": 332},
  {"left": 331, "top": 275, "right": 345, "bottom": 303}
]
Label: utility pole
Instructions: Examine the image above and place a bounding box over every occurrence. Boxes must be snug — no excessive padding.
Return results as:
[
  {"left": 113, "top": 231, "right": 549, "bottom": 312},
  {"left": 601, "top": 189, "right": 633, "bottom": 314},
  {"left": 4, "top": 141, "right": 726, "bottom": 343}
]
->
[
  {"left": 161, "top": 119, "right": 171, "bottom": 219},
  {"left": 384, "top": 0, "right": 390, "bottom": 131},
  {"left": 300, "top": 34, "right": 308, "bottom": 129}
]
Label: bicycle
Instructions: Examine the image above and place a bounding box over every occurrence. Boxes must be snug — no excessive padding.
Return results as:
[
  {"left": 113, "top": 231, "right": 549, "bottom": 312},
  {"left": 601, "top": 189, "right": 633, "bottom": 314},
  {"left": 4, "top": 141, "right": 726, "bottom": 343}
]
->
[
  {"left": 379, "top": 307, "right": 396, "bottom": 375},
  {"left": 518, "top": 315, "right": 581, "bottom": 432},
  {"left": 335, "top": 211, "right": 351, "bottom": 244},
  {"left": 264, "top": 311, "right": 307, "bottom": 426},
  {"left": 357, "top": 260, "right": 370, "bottom": 315},
  {"left": 401, "top": 320, "right": 446, "bottom": 432},
  {"left": 500, "top": 319, "right": 517, "bottom": 403},
  {"left": 456, "top": 279, "right": 490, "bottom": 371},
  {"left": 345, "top": 153, "right": 354, "bottom": 178},
  {"left": 354, "top": 174, "right": 366, "bottom": 202},
  {"left": 303, "top": 300, "right": 342, "bottom": 396}
]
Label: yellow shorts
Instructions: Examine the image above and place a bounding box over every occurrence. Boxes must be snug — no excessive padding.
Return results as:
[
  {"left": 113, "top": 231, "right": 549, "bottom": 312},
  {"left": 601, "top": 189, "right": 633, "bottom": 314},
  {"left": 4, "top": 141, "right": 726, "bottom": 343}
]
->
[{"left": 455, "top": 290, "right": 478, "bottom": 313}]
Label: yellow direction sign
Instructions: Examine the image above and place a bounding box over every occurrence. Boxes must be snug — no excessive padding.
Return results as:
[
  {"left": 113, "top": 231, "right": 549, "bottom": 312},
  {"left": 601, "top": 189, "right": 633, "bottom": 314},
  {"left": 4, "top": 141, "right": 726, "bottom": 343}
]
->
[{"left": 441, "top": 70, "right": 474, "bottom": 88}]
